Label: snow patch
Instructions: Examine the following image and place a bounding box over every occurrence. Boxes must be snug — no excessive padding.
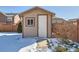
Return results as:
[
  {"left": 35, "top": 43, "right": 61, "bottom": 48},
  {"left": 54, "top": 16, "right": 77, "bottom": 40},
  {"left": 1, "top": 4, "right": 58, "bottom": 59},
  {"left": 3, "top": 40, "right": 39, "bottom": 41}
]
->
[{"left": 19, "top": 43, "right": 37, "bottom": 52}]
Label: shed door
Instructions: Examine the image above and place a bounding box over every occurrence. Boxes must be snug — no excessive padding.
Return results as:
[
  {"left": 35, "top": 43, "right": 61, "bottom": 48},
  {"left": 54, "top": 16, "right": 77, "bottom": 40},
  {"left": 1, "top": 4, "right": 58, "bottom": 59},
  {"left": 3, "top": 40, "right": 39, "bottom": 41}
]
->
[{"left": 38, "top": 15, "right": 47, "bottom": 37}]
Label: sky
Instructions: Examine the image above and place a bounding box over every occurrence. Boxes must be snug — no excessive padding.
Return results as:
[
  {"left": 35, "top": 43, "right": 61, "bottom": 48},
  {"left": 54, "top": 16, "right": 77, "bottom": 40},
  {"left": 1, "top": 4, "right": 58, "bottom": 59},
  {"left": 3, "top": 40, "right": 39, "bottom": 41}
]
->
[{"left": 0, "top": 6, "right": 79, "bottom": 20}]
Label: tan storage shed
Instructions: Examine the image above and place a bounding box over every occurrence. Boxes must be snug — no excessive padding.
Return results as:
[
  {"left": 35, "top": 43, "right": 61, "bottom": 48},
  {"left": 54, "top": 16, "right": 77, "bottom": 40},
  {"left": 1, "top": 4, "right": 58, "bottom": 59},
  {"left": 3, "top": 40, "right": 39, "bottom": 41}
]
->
[{"left": 20, "top": 7, "right": 55, "bottom": 38}]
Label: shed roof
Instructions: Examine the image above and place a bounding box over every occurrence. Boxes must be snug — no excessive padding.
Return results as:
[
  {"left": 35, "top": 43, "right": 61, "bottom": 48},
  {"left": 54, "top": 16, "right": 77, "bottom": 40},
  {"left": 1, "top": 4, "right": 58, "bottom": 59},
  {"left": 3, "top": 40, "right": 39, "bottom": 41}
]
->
[{"left": 19, "top": 7, "right": 55, "bottom": 15}]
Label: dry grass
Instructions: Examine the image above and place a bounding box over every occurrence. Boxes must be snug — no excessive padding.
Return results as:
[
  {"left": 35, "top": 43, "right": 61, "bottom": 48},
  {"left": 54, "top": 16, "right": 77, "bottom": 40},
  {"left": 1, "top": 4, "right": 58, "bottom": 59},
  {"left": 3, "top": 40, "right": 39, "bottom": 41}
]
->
[{"left": 37, "top": 40, "right": 48, "bottom": 48}]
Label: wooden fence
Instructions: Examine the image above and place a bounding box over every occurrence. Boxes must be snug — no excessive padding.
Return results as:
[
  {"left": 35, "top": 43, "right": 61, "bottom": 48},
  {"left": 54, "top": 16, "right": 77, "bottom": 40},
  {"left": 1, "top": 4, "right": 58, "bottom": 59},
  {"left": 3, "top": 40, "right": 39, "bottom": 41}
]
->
[
  {"left": 0, "top": 23, "right": 18, "bottom": 32},
  {"left": 52, "top": 21, "right": 78, "bottom": 42}
]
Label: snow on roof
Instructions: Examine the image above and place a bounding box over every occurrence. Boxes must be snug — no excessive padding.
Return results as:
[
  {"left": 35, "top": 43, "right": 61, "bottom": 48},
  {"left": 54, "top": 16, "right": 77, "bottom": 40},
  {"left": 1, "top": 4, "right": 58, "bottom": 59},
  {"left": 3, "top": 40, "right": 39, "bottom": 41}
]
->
[
  {"left": 52, "top": 17, "right": 66, "bottom": 23},
  {"left": 6, "top": 13, "right": 17, "bottom": 15},
  {"left": 69, "top": 18, "right": 79, "bottom": 21},
  {"left": 0, "top": 12, "right": 18, "bottom": 16}
]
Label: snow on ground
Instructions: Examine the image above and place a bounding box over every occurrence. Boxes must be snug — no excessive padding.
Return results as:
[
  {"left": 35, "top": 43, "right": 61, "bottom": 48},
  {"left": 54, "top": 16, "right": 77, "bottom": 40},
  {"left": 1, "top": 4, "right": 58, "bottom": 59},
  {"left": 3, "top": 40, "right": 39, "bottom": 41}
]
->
[
  {"left": 0, "top": 32, "right": 36, "bottom": 52},
  {"left": 48, "top": 38, "right": 79, "bottom": 52},
  {"left": 0, "top": 32, "right": 79, "bottom": 52},
  {"left": 50, "top": 38, "right": 60, "bottom": 47},
  {"left": 19, "top": 38, "right": 79, "bottom": 52},
  {"left": 0, "top": 32, "right": 22, "bottom": 36},
  {"left": 19, "top": 43, "right": 37, "bottom": 52}
]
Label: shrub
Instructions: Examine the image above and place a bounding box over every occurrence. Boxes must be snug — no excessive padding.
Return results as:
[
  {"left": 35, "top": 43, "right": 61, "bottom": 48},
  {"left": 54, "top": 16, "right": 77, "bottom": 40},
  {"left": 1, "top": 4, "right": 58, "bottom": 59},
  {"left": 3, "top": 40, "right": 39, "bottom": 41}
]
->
[
  {"left": 59, "top": 34, "right": 70, "bottom": 44},
  {"left": 55, "top": 46, "right": 67, "bottom": 52},
  {"left": 75, "top": 48, "right": 79, "bottom": 52},
  {"left": 62, "top": 34, "right": 68, "bottom": 40},
  {"left": 55, "top": 32, "right": 61, "bottom": 38},
  {"left": 17, "top": 22, "right": 22, "bottom": 33},
  {"left": 63, "top": 39, "right": 70, "bottom": 44}
]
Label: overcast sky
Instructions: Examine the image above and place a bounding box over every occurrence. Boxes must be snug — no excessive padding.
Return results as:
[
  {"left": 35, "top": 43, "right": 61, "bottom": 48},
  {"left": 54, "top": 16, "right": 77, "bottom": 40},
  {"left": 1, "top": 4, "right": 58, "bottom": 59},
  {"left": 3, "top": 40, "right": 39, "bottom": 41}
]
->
[{"left": 0, "top": 6, "right": 79, "bottom": 20}]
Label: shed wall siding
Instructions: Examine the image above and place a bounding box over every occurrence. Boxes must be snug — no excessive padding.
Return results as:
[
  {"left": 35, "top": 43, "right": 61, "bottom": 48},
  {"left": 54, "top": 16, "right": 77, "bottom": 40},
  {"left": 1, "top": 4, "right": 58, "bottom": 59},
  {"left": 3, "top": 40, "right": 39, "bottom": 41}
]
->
[{"left": 23, "top": 9, "right": 54, "bottom": 37}]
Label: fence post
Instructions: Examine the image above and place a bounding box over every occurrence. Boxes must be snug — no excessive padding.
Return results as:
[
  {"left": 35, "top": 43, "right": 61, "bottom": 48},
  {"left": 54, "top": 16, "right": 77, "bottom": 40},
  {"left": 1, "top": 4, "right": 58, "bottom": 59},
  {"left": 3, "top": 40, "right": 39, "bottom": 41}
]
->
[{"left": 77, "top": 20, "right": 79, "bottom": 42}]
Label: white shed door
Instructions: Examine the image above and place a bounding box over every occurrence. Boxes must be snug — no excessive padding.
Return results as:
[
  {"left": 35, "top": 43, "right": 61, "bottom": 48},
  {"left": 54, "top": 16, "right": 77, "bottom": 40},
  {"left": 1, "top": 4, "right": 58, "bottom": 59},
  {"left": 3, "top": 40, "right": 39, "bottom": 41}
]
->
[{"left": 38, "top": 15, "right": 47, "bottom": 37}]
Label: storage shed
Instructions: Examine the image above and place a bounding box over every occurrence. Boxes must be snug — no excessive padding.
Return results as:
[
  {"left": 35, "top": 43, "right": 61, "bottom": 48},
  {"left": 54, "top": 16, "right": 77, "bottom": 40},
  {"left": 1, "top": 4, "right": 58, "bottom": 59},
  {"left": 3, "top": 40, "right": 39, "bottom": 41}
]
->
[{"left": 20, "top": 7, "right": 55, "bottom": 38}]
